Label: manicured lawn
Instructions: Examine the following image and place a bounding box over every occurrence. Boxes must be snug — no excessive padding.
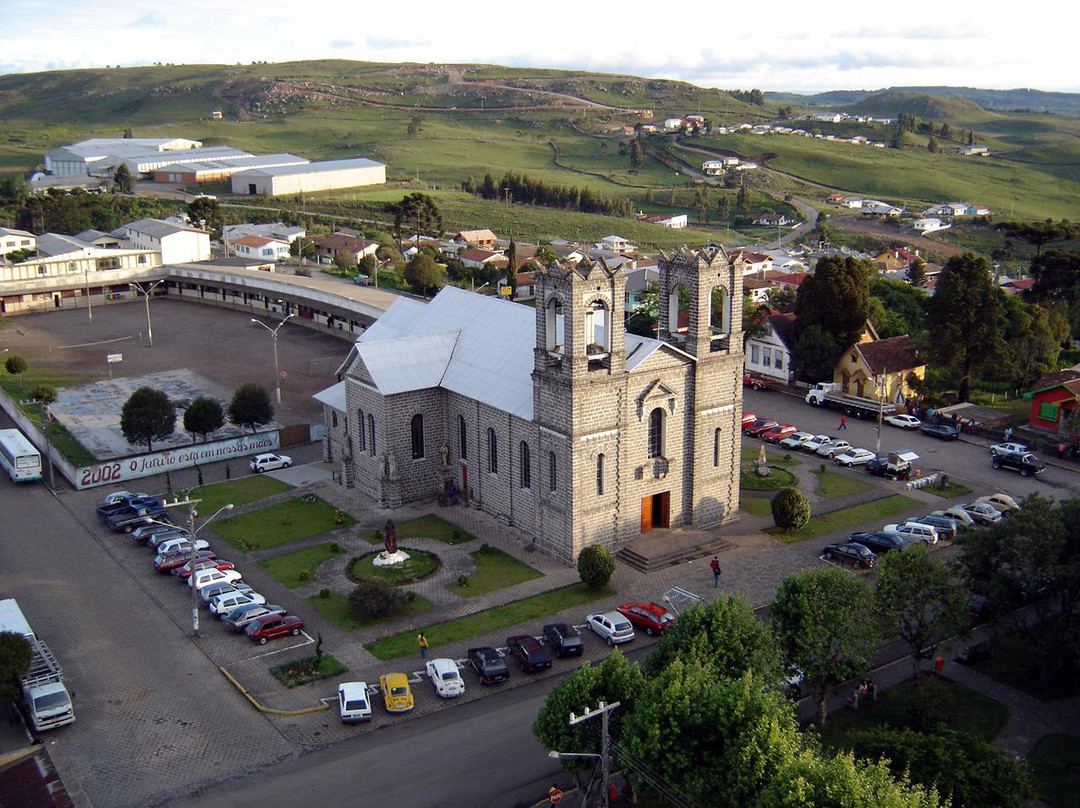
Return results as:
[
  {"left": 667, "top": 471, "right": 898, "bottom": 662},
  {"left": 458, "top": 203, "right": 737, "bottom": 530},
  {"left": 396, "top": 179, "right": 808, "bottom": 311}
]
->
[
  {"left": 192, "top": 475, "right": 293, "bottom": 514},
  {"left": 740, "top": 494, "right": 774, "bottom": 517},
  {"left": 258, "top": 542, "right": 344, "bottom": 589},
  {"left": 1030, "top": 734, "right": 1080, "bottom": 808},
  {"left": 270, "top": 654, "right": 349, "bottom": 688},
  {"left": 349, "top": 550, "right": 442, "bottom": 585},
  {"left": 818, "top": 676, "right": 1009, "bottom": 749},
  {"left": 968, "top": 632, "right": 1080, "bottom": 700},
  {"left": 922, "top": 480, "right": 973, "bottom": 499},
  {"left": 810, "top": 467, "right": 874, "bottom": 498},
  {"left": 740, "top": 446, "right": 801, "bottom": 466},
  {"left": 212, "top": 496, "right": 355, "bottom": 551},
  {"left": 305, "top": 590, "right": 434, "bottom": 632},
  {"left": 451, "top": 547, "right": 543, "bottom": 597},
  {"left": 365, "top": 583, "right": 612, "bottom": 660},
  {"left": 768, "top": 494, "right": 923, "bottom": 543},
  {"left": 740, "top": 465, "right": 797, "bottom": 490},
  {"left": 361, "top": 514, "right": 475, "bottom": 545}
]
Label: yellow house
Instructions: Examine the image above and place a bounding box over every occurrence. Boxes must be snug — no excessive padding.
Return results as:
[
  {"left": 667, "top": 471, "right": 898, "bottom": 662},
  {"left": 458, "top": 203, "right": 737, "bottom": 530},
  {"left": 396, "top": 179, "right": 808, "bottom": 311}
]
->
[{"left": 833, "top": 326, "right": 925, "bottom": 403}]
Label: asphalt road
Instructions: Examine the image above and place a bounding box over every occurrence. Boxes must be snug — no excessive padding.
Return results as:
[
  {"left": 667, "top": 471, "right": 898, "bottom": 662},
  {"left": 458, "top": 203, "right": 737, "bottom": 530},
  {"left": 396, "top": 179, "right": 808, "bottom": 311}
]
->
[{"left": 742, "top": 387, "right": 1080, "bottom": 499}]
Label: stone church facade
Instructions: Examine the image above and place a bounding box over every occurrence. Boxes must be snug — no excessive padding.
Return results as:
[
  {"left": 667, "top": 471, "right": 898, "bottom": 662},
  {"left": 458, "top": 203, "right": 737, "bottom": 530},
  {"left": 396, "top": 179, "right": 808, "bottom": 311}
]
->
[{"left": 316, "top": 247, "right": 745, "bottom": 562}]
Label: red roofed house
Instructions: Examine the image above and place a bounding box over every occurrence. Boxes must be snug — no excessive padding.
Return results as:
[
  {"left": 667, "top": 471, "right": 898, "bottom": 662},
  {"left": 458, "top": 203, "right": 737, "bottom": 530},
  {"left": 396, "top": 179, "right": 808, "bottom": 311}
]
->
[
  {"left": 459, "top": 248, "right": 508, "bottom": 269},
  {"left": 312, "top": 234, "right": 379, "bottom": 264},
  {"left": 1001, "top": 278, "right": 1035, "bottom": 295},
  {"left": 769, "top": 271, "right": 808, "bottom": 290},
  {"left": 832, "top": 325, "right": 925, "bottom": 403},
  {"left": 730, "top": 250, "right": 772, "bottom": 276},
  {"left": 233, "top": 234, "right": 290, "bottom": 261},
  {"left": 1025, "top": 366, "right": 1080, "bottom": 431}
]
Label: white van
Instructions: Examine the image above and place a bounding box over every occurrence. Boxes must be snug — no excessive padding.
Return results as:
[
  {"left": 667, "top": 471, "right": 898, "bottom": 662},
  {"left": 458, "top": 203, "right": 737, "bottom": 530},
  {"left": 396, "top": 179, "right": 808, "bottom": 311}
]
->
[{"left": 338, "top": 682, "right": 372, "bottom": 723}]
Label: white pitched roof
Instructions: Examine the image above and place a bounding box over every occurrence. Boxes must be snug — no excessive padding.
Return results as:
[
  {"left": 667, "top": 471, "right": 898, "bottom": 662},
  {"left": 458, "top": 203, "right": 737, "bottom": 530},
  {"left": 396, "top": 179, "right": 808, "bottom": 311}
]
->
[
  {"left": 357, "top": 332, "right": 458, "bottom": 395},
  {"left": 313, "top": 381, "right": 347, "bottom": 411}
]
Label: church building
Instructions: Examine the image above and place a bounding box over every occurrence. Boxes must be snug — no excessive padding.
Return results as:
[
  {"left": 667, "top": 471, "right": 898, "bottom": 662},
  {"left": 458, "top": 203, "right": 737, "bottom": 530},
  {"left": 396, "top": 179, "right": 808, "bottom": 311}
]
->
[{"left": 315, "top": 247, "right": 745, "bottom": 562}]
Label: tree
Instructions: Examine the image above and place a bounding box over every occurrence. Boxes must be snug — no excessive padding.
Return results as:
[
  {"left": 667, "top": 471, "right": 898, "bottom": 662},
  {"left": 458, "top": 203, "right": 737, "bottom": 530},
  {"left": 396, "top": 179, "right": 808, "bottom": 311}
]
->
[
  {"left": 577, "top": 544, "right": 615, "bottom": 589},
  {"left": 997, "top": 219, "right": 1077, "bottom": 259},
  {"left": 113, "top": 163, "right": 134, "bottom": 194},
  {"left": 873, "top": 545, "right": 969, "bottom": 678},
  {"left": 348, "top": 578, "right": 405, "bottom": 620},
  {"left": 403, "top": 253, "right": 444, "bottom": 297},
  {"left": 870, "top": 278, "right": 928, "bottom": 339},
  {"left": 742, "top": 295, "right": 769, "bottom": 347},
  {"left": 771, "top": 487, "right": 811, "bottom": 531},
  {"left": 993, "top": 296, "right": 1067, "bottom": 388},
  {"left": 0, "top": 632, "right": 32, "bottom": 703},
  {"left": 1030, "top": 248, "right": 1080, "bottom": 304},
  {"left": 289, "top": 236, "right": 316, "bottom": 264},
  {"left": 120, "top": 386, "right": 176, "bottom": 452},
  {"left": 772, "top": 566, "right": 878, "bottom": 724},
  {"left": 506, "top": 238, "right": 518, "bottom": 300},
  {"left": 792, "top": 256, "right": 870, "bottom": 382},
  {"left": 939, "top": 121, "right": 953, "bottom": 140},
  {"left": 407, "top": 115, "right": 424, "bottom": 138},
  {"left": 736, "top": 182, "right": 751, "bottom": 212},
  {"left": 533, "top": 653, "right": 645, "bottom": 783},
  {"left": 4, "top": 354, "right": 27, "bottom": 393},
  {"left": 188, "top": 196, "right": 222, "bottom": 236},
  {"left": 694, "top": 187, "right": 710, "bottom": 223},
  {"left": 630, "top": 140, "right": 645, "bottom": 169},
  {"left": 390, "top": 192, "right": 443, "bottom": 247},
  {"left": 926, "top": 252, "right": 1006, "bottom": 401},
  {"left": 643, "top": 594, "right": 780, "bottom": 681},
  {"left": 717, "top": 193, "right": 730, "bottom": 223},
  {"left": 31, "top": 383, "right": 56, "bottom": 409},
  {"left": 227, "top": 383, "right": 274, "bottom": 433},
  {"left": 926, "top": 136, "right": 939, "bottom": 154},
  {"left": 332, "top": 248, "right": 356, "bottom": 271},
  {"left": 183, "top": 396, "right": 225, "bottom": 443},
  {"left": 122, "top": 127, "right": 134, "bottom": 139},
  {"left": 905, "top": 260, "right": 927, "bottom": 288}
]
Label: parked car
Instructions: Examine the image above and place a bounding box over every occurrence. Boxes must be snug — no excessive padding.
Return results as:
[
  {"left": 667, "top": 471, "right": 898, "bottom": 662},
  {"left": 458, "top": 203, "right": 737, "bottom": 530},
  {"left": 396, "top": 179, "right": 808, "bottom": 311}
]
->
[
  {"left": 219, "top": 601, "right": 268, "bottom": 626},
  {"left": 920, "top": 423, "right": 960, "bottom": 441},
  {"left": 991, "top": 452, "right": 1045, "bottom": 477},
  {"left": 585, "top": 612, "right": 636, "bottom": 646},
  {"left": 155, "top": 550, "right": 215, "bottom": 573},
  {"left": 147, "top": 528, "right": 192, "bottom": 548},
  {"left": 337, "top": 682, "right": 372, "bottom": 723},
  {"left": 961, "top": 502, "right": 1003, "bottom": 525},
  {"left": 250, "top": 453, "right": 292, "bottom": 473},
  {"left": 198, "top": 581, "right": 251, "bottom": 606},
  {"left": 846, "top": 531, "right": 907, "bottom": 554},
  {"left": 761, "top": 424, "right": 798, "bottom": 444},
  {"left": 743, "top": 419, "right": 780, "bottom": 437},
  {"left": 833, "top": 447, "right": 875, "bottom": 467},
  {"left": 741, "top": 412, "right": 757, "bottom": 428},
  {"left": 187, "top": 568, "right": 240, "bottom": 591},
  {"left": 884, "top": 414, "right": 922, "bottom": 430},
  {"left": 865, "top": 456, "right": 913, "bottom": 480},
  {"left": 822, "top": 542, "right": 875, "bottom": 569},
  {"left": 245, "top": 614, "right": 304, "bottom": 645},
  {"left": 379, "top": 673, "right": 414, "bottom": 713},
  {"left": 742, "top": 373, "right": 776, "bottom": 391},
  {"left": 616, "top": 601, "right": 676, "bottom": 636},
  {"left": 209, "top": 590, "right": 266, "bottom": 616},
  {"left": 99, "top": 490, "right": 150, "bottom": 507},
  {"left": 105, "top": 507, "right": 159, "bottom": 532},
  {"left": 799, "top": 435, "right": 834, "bottom": 453},
  {"left": 97, "top": 496, "right": 163, "bottom": 520},
  {"left": 990, "top": 442, "right": 1029, "bottom": 457},
  {"left": 425, "top": 658, "right": 466, "bottom": 698},
  {"left": 542, "top": 623, "right": 584, "bottom": 657},
  {"left": 506, "top": 635, "right": 552, "bottom": 673},
  {"left": 173, "top": 557, "right": 235, "bottom": 580},
  {"left": 223, "top": 604, "right": 286, "bottom": 632},
  {"left": 913, "top": 514, "right": 959, "bottom": 540},
  {"left": 934, "top": 506, "right": 975, "bottom": 526},
  {"left": 779, "top": 431, "right": 816, "bottom": 451},
  {"left": 815, "top": 439, "right": 851, "bottom": 459},
  {"left": 883, "top": 522, "right": 939, "bottom": 545},
  {"left": 976, "top": 493, "right": 1021, "bottom": 515},
  {"left": 468, "top": 647, "right": 510, "bottom": 685},
  {"left": 131, "top": 523, "right": 183, "bottom": 545},
  {"left": 158, "top": 537, "right": 210, "bottom": 557}
]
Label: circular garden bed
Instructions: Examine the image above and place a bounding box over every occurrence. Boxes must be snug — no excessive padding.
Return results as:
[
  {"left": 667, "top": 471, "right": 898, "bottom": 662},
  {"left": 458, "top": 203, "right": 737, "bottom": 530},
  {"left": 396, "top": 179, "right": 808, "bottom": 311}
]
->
[
  {"left": 739, "top": 465, "right": 797, "bottom": 490},
  {"left": 347, "top": 550, "right": 442, "bottom": 585}
]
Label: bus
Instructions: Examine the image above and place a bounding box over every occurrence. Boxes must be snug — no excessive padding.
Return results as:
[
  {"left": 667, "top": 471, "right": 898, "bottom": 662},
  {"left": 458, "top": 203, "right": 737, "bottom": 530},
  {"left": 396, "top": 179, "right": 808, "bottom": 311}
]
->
[{"left": 0, "top": 428, "right": 43, "bottom": 482}]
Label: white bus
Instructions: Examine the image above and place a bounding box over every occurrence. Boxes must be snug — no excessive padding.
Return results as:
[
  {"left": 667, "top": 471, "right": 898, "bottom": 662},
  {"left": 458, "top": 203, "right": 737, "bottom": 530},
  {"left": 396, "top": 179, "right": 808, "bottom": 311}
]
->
[{"left": 0, "top": 428, "right": 43, "bottom": 482}]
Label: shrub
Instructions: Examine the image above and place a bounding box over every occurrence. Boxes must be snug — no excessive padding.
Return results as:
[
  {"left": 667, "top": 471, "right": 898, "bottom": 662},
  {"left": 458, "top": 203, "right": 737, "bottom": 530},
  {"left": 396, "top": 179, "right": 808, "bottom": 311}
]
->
[
  {"left": 452, "top": 529, "right": 462, "bottom": 543},
  {"left": 294, "top": 267, "right": 312, "bottom": 277},
  {"left": 298, "top": 569, "right": 312, "bottom": 582},
  {"left": 318, "top": 587, "right": 331, "bottom": 598},
  {"left": 771, "top": 487, "right": 811, "bottom": 531},
  {"left": 479, "top": 542, "right": 490, "bottom": 554},
  {"left": 577, "top": 544, "right": 616, "bottom": 589},
  {"left": 329, "top": 542, "right": 341, "bottom": 553},
  {"left": 457, "top": 574, "right": 470, "bottom": 588},
  {"left": 334, "top": 509, "right": 345, "bottom": 525},
  {"left": 348, "top": 578, "right": 405, "bottom": 620}
]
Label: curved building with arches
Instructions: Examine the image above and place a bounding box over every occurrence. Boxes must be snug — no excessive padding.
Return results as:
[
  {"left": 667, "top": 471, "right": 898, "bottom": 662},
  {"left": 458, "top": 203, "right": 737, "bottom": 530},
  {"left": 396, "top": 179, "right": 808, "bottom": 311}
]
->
[{"left": 318, "top": 248, "right": 745, "bottom": 562}]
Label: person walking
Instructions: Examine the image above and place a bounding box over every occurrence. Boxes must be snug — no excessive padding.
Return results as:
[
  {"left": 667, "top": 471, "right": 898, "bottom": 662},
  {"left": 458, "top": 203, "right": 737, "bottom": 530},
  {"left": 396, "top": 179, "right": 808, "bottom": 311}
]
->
[
  {"left": 838, "top": 414, "right": 848, "bottom": 430},
  {"left": 418, "top": 632, "right": 429, "bottom": 658},
  {"left": 709, "top": 556, "right": 721, "bottom": 588}
]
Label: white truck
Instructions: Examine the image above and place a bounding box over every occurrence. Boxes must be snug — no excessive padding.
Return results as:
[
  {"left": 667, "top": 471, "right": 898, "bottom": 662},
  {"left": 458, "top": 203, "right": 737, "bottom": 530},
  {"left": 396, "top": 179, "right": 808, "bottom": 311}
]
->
[
  {"left": 0, "top": 599, "right": 75, "bottom": 732},
  {"left": 804, "top": 382, "right": 897, "bottom": 419}
]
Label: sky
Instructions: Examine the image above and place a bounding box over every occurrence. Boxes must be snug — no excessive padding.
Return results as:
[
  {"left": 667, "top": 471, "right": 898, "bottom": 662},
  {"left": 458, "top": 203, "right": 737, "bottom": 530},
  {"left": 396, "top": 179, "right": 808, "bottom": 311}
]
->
[{"left": 3, "top": 0, "right": 1076, "bottom": 95}]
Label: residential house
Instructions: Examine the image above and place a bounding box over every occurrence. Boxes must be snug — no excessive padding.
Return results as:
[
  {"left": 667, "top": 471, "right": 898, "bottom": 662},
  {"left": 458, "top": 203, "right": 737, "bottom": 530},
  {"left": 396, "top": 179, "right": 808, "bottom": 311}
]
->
[
  {"left": 873, "top": 247, "right": 923, "bottom": 273},
  {"left": 0, "top": 228, "right": 35, "bottom": 258},
  {"left": 767, "top": 271, "right": 808, "bottom": 291},
  {"left": 453, "top": 229, "right": 498, "bottom": 250},
  {"left": 729, "top": 250, "right": 773, "bottom": 276},
  {"left": 233, "top": 235, "right": 290, "bottom": 261},
  {"left": 861, "top": 201, "right": 903, "bottom": 218},
  {"left": 624, "top": 262, "right": 660, "bottom": 312},
  {"left": 117, "top": 218, "right": 211, "bottom": 264},
  {"left": 702, "top": 160, "right": 727, "bottom": 175},
  {"left": 913, "top": 218, "right": 950, "bottom": 234},
  {"left": 832, "top": 328, "right": 925, "bottom": 403},
  {"left": 959, "top": 145, "right": 990, "bottom": 156},
  {"left": 752, "top": 212, "right": 793, "bottom": 227},
  {"left": 1000, "top": 277, "right": 1035, "bottom": 295},
  {"left": 1025, "top": 367, "right": 1080, "bottom": 432},
  {"left": 312, "top": 234, "right": 379, "bottom": 265},
  {"left": 745, "top": 313, "right": 795, "bottom": 384},
  {"left": 596, "top": 235, "right": 634, "bottom": 254},
  {"left": 223, "top": 222, "right": 305, "bottom": 245},
  {"left": 662, "top": 118, "right": 684, "bottom": 131},
  {"left": 636, "top": 212, "right": 688, "bottom": 228},
  {"left": 742, "top": 277, "right": 773, "bottom": 304},
  {"left": 459, "top": 248, "right": 508, "bottom": 270}
]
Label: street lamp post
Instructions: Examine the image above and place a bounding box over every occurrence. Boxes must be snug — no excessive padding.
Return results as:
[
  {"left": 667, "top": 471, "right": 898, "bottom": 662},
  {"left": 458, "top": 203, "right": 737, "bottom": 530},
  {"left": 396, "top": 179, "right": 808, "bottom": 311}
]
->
[
  {"left": 159, "top": 499, "right": 234, "bottom": 637},
  {"left": 251, "top": 313, "right": 295, "bottom": 405},
  {"left": 558, "top": 700, "right": 620, "bottom": 808},
  {"left": 130, "top": 280, "right": 165, "bottom": 347},
  {"left": 84, "top": 269, "right": 93, "bottom": 323}
]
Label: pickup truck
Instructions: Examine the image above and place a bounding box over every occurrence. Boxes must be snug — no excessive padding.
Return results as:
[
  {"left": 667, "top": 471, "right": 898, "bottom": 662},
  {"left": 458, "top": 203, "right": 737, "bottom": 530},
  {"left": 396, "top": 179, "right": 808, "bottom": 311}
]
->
[{"left": 742, "top": 372, "right": 777, "bottom": 391}]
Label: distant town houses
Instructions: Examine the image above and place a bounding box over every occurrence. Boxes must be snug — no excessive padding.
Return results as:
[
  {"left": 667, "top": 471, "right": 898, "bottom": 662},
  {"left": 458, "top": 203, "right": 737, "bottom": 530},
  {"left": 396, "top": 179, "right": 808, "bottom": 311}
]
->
[{"left": 635, "top": 212, "right": 688, "bottom": 228}]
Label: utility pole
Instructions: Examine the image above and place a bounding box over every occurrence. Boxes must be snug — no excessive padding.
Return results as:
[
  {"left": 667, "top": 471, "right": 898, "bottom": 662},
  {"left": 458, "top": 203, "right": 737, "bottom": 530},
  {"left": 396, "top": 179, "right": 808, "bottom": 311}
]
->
[
  {"left": 875, "top": 368, "right": 888, "bottom": 456},
  {"left": 569, "top": 701, "right": 620, "bottom": 807}
]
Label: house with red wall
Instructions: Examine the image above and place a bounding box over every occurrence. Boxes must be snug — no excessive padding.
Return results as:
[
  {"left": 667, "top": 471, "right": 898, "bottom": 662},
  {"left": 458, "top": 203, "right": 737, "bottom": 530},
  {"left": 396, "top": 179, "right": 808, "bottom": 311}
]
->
[{"left": 1025, "top": 367, "right": 1080, "bottom": 431}]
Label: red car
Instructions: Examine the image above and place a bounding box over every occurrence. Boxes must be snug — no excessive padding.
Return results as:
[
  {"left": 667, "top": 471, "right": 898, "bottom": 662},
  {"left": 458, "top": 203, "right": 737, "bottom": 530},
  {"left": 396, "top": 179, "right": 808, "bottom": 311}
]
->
[
  {"left": 245, "top": 614, "right": 305, "bottom": 645},
  {"left": 761, "top": 424, "right": 798, "bottom": 444},
  {"left": 154, "top": 550, "right": 215, "bottom": 574},
  {"left": 743, "top": 419, "right": 779, "bottom": 437},
  {"left": 741, "top": 412, "right": 757, "bottom": 428},
  {"left": 173, "top": 557, "right": 236, "bottom": 580},
  {"left": 616, "top": 601, "right": 677, "bottom": 636}
]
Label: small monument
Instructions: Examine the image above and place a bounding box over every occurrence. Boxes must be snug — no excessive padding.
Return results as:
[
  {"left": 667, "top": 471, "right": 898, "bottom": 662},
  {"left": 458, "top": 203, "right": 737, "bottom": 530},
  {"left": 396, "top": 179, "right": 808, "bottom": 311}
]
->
[
  {"left": 753, "top": 443, "right": 772, "bottom": 477},
  {"left": 374, "top": 518, "right": 410, "bottom": 566}
]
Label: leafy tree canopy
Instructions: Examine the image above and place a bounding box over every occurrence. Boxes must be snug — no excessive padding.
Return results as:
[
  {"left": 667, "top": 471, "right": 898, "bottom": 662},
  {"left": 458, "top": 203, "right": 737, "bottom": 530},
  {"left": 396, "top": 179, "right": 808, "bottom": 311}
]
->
[
  {"left": 0, "top": 632, "right": 33, "bottom": 702},
  {"left": 120, "top": 386, "right": 176, "bottom": 452},
  {"left": 227, "top": 383, "right": 274, "bottom": 433},
  {"left": 183, "top": 396, "right": 225, "bottom": 442},
  {"left": 403, "top": 253, "right": 445, "bottom": 297}
]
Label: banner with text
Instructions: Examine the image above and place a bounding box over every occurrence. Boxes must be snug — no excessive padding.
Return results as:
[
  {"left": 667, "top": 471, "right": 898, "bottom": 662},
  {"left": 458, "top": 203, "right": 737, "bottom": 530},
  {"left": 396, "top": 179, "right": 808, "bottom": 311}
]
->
[{"left": 74, "top": 432, "right": 281, "bottom": 489}]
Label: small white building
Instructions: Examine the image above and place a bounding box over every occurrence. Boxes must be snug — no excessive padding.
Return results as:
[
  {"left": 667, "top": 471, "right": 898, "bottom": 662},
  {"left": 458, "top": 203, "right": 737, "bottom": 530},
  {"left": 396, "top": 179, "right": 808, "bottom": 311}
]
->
[
  {"left": 702, "top": 160, "right": 726, "bottom": 175},
  {"left": 0, "top": 228, "right": 35, "bottom": 257},
  {"left": 233, "top": 235, "right": 291, "bottom": 261},
  {"left": 596, "top": 235, "right": 634, "bottom": 254},
  {"left": 231, "top": 157, "right": 386, "bottom": 196},
  {"left": 118, "top": 219, "right": 211, "bottom": 264},
  {"left": 662, "top": 118, "right": 684, "bottom": 131},
  {"left": 745, "top": 313, "right": 795, "bottom": 384},
  {"left": 223, "top": 223, "right": 306, "bottom": 244},
  {"left": 913, "top": 218, "right": 950, "bottom": 234}
]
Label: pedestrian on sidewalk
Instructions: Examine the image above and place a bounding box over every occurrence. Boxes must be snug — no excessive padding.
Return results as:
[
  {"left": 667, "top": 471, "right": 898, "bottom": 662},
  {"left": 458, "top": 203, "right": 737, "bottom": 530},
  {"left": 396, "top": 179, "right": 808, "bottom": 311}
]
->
[
  {"left": 710, "top": 556, "right": 722, "bottom": 588},
  {"left": 838, "top": 414, "right": 848, "bottom": 430},
  {"left": 418, "top": 632, "right": 429, "bottom": 658}
]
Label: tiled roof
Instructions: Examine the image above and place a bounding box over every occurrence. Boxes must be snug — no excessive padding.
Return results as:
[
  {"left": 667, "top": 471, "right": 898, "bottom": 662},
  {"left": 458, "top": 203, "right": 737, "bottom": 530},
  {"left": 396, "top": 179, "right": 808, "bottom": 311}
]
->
[
  {"left": 766, "top": 313, "right": 796, "bottom": 348},
  {"left": 1030, "top": 367, "right": 1080, "bottom": 393},
  {"left": 856, "top": 335, "right": 923, "bottom": 375}
]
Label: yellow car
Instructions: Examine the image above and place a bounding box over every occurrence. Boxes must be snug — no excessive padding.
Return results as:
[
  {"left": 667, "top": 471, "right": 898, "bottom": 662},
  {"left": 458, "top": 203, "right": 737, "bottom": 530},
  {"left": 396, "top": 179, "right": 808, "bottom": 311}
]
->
[{"left": 379, "top": 672, "right": 414, "bottom": 713}]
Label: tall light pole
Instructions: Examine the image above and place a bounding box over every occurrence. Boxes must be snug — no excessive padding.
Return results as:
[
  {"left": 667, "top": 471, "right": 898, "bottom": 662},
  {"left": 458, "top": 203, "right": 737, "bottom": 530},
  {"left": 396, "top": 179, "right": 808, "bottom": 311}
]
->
[
  {"left": 84, "top": 269, "right": 93, "bottom": 323},
  {"left": 130, "top": 279, "right": 165, "bottom": 347},
  {"left": 160, "top": 499, "right": 234, "bottom": 637},
  {"left": 251, "top": 312, "right": 295, "bottom": 404}
]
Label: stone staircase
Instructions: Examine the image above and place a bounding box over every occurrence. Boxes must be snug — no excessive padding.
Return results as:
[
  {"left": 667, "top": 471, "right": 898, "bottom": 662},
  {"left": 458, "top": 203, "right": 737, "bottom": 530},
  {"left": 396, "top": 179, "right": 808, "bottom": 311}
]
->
[{"left": 616, "top": 529, "right": 734, "bottom": 573}]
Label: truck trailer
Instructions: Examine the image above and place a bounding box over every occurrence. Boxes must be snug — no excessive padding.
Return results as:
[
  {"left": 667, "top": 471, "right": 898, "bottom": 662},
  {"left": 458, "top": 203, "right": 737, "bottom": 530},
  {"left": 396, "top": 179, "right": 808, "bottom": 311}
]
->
[{"left": 804, "top": 382, "right": 897, "bottom": 419}]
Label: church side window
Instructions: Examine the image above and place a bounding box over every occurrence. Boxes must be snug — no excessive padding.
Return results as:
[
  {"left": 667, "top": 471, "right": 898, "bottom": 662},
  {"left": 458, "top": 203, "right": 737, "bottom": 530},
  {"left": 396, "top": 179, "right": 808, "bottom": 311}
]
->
[
  {"left": 411, "top": 414, "right": 424, "bottom": 460},
  {"left": 357, "top": 409, "right": 366, "bottom": 452},
  {"left": 488, "top": 428, "right": 498, "bottom": 474},
  {"left": 368, "top": 414, "right": 376, "bottom": 456},
  {"left": 648, "top": 407, "right": 666, "bottom": 459},
  {"left": 549, "top": 451, "right": 557, "bottom": 492},
  {"left": 459, "top": 415, "right": 467, "bottom": 460},
  {"left": 519, "top": 442, "right": 531, "bottom": 489},
  {"left": 596, "top": 453, "right": 605, "bottom": 495}
]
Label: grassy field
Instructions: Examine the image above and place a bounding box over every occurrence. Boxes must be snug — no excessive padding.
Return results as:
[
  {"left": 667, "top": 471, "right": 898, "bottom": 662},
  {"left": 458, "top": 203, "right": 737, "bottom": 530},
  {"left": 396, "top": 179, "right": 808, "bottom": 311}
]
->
[
  {"left": 809, "top": 467, "right": 874, "bottom": 498},
  {"left": 191, "top": 475, "right": 292, "bottom": 515},
  {"left": 740, "top": 494, "right": 774, "bottom": 517},
  {"left": 769, "top": 494, "right": 923, "bottom": 543},
  {"left": 453, "top": 547, "right": 543, "bottom": 597},
  {"left": 212, "top": 496, "right": 355, "bottom": 551},
  {"left": 364, "top": 583, "right": 611, "bottom": 660},
  {"left": 361, "top": 514, "right": 475, "bottom": 545},
  {"left": 258, "top": 542, "right": 344, "bottom": 589},
  {"left": 1029, "top": 734, "right": 1080, "bottom": 808},
  {"left": 306, "top": 589, "right": 434, "bottom": 632}
]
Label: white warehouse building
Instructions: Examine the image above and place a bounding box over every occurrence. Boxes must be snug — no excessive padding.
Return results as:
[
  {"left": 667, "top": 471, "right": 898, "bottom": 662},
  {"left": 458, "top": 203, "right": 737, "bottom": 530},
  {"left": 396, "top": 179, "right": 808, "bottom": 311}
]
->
[
  {"left": 231, "top": 157, "right": 386, "bottom": 196},
  {"left": 44, "top": 137, "right": 204, "bottom": 176}
]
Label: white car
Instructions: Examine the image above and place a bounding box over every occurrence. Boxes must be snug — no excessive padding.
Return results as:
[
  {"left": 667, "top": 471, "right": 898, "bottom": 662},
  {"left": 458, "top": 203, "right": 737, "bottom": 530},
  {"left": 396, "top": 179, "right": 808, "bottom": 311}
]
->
[
  {"left": 976, "top": 493, "right": 1021, "bottom": 515},
  {"left": 800, "top": 435, "right": 834, "bottom": 453},
  {"left": 425, "top": 658, "right": 466, "bottom": 698},
  {"left": 586, "top": 611, "right": 636, "bottom": 646},
  {"left": 156, "top": 537, "right": 210, "bottom": 556},
  {"left": 833, "top": 447, "right": 875, "bottom": 467},
  {"left": 209, "top": 591, "right": 266, "bottom": 616},
  {"left": 188, "top": 567, "right": 243, "bottom": 589},
  {"left": 250, "top": 453, "right": 292, "bottom": 473},
  {"left": 338, "top": 682, "right": 373, "bottom": 723},
  {"left": 883, "top": 522, "right": 939, "bottom": 545},
  {"left": 990, "top": 442, "right": 1029, "bottom": 457},
  {"left": 815, "top": 439, "right": 851, "bottom": 459},
  {"left": 884, "top": 414, "right": 922, "bottom": 430},
  {"left": 961, "top": 502, "right": 1002, "bottom": 525},
  {"left": 779, "top": 431, "right": 816, "bottom": 450}
]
